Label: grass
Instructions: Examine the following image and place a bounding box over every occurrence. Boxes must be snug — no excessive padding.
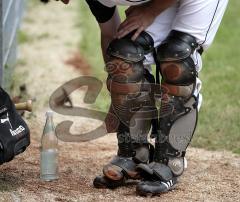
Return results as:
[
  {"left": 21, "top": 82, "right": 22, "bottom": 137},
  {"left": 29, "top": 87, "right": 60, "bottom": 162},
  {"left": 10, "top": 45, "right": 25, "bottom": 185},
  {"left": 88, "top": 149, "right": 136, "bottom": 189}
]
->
[
  {"left": 18, "top": 30, "right": 33, "bottom": 44},
  {"left": 192, "top": 0, "right": 240, "bottom": 153},
  {"left": 77, "top": 3, "right": 127, "bottom": 112},
  {"left": 78, "top": 1, "right": 240, "bottom": 154}
]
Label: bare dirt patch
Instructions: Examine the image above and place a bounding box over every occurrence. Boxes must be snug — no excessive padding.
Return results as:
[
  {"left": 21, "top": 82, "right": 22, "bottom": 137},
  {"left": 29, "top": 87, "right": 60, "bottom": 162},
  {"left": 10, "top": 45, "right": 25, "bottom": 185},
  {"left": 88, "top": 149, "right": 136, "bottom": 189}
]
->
[
  {"left": 0, "top": 1, "right": 239, "bottom": 202},
  {"left": 65, "top": 52, "right": 91, "bottom": 75}
]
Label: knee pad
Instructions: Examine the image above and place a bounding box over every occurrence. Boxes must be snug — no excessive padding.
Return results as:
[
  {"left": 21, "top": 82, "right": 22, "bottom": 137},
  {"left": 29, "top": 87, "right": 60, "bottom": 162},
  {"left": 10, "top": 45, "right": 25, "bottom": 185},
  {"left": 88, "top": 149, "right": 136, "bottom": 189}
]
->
[
  {"left": 106, "top": 31, "right": 155, "bottom": 128},
  {"left": 157, "top": 30, "right": 198, "bottom": 100},
  {"left": 154, "top": 31, "right": 199, "bottom": 174}
]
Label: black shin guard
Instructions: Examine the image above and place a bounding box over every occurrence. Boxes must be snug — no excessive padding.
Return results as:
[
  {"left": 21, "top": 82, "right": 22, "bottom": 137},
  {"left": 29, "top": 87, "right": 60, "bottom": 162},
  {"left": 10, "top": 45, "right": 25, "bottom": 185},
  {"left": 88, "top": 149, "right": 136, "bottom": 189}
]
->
[
  {"left": 101, "top": 32, "right": 156, "bottom": 182},
  {"left": 153, "top": 30, "right": 199, "bottom": 175},
  {"left": 136, "top": 31, "right": 200, "bottom": 196}
]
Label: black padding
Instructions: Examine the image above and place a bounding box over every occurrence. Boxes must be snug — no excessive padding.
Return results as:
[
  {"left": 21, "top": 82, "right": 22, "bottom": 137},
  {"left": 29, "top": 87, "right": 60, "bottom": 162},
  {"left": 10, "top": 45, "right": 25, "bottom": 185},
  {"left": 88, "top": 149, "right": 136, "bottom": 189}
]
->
[
  {"left": 107, "top": 38, "right": 145, "bottom": 62},
  {"left": 86, "top": 0, "right": 116, "bottom": 23},
  {"left": 157, "top": 30, "right": 198, "bottom": 62},
  {"left": 161, "top": 57, "right": 196, "bottom": 85},
  {"left": 137, "top": 162, "right": 173, "bottom": 182},
  {"left": 153, "top": 95, "right": 198, "bottom": 163},
  {"left": 124, "top": 31, "right": 154, "bottom": 55},
  {"left": 107, "top": 31, "right": 154, "bottom": 62},
  {"left": 111, "top": 156, "right": 137, "bottom": 175}
]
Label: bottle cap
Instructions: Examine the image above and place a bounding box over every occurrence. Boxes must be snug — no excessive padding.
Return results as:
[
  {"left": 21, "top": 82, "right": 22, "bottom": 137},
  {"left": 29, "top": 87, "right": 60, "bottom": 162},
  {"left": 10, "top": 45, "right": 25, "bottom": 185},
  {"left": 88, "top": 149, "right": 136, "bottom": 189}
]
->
[{"left": 46, "top": 110, "right": 54, "bottom": 117}]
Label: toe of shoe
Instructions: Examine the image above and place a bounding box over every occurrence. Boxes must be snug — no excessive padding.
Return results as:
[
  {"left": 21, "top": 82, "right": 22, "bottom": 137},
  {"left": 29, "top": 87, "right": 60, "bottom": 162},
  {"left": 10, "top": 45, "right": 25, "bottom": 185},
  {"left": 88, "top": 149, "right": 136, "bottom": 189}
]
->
[
  {"left": 93, "top": 175, "right": 124, "bottom": 189},
  {"left": 136, "top": 181, "right": 171, "bottom": 196},
  {"left": 103, "top": 164, "right": 124, "bottom": 181}
]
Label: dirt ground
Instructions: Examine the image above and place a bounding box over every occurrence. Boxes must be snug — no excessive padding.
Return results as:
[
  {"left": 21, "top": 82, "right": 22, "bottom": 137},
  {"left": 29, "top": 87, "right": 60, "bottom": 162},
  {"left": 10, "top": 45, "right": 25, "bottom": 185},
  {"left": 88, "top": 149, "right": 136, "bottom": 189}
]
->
[{"left": 0, "top": 1, "right": 239, "bottom": 202}]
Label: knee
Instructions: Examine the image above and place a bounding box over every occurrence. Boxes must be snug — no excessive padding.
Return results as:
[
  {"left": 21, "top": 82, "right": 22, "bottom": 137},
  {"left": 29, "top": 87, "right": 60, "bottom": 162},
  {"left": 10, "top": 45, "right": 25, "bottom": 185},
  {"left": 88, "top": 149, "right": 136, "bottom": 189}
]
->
[
  {"left": 157, "top": 30, "right": 199, "bottom": 98},
  {"left": 105, "top": 31, "right": 154, "bottom": 84},
  {"left": 106, "top": 39, "right": 145, "bottom": 84}
]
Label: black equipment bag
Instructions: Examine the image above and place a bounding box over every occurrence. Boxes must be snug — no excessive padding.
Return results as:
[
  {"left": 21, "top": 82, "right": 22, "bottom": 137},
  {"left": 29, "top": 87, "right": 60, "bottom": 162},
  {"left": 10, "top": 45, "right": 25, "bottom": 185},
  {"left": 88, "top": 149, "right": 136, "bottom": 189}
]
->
[{"left": 0, "top": 87, "right": 30, "bottom": 165}]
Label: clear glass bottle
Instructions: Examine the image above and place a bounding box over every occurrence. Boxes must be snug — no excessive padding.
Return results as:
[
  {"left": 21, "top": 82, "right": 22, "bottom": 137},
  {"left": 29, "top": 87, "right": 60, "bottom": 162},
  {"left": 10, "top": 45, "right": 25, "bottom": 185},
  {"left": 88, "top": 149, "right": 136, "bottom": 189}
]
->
[{"left": 40, "top": 111, "right": 59, "bottom": 181}]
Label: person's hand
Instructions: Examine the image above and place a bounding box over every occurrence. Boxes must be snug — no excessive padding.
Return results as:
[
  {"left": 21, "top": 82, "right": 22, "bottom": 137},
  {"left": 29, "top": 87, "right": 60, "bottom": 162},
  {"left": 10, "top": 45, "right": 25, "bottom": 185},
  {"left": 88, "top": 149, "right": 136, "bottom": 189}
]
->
[{"left": 116, "top": 4, "right": 157, "bottom": 40}]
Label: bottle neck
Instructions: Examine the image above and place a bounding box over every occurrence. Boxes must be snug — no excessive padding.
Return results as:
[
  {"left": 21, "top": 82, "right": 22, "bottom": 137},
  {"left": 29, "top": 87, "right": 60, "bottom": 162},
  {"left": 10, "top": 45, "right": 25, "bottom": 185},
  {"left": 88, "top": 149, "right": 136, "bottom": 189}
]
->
[
  {"left": 41, "top": 115, "right": 58, "bottom": 150},
  {"left": 43, "top": 116, "right": 55, "bottom": 135}
]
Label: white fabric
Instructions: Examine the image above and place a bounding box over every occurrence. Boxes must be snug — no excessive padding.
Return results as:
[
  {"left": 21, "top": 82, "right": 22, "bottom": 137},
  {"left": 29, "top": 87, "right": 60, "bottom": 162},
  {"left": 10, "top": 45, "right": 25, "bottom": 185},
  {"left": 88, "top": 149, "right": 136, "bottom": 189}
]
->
[{"left": 144, "top": 0, "right": 229, "bottom": 64}]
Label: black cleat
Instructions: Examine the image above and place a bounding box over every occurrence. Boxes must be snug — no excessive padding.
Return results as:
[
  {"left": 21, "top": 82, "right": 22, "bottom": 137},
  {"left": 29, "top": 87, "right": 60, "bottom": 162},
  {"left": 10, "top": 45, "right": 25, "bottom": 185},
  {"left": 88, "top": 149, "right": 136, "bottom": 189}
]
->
[
  {"left": 93, "top": 175, "right": 125, "bottom": 189},
  {"left": 136, "top": 178, "right": 177, "bottom": 197}
]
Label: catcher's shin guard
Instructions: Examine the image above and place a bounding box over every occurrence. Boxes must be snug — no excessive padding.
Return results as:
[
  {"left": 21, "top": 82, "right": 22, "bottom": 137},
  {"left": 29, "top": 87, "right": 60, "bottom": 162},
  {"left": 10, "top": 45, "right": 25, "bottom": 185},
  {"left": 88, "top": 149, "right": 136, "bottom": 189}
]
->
[
  {"left": 94, "top": 32, "right": 156, "bottom": 188},
  {"left": 155, "top": 30, "right": 199, "bottom": 170},
  {"left": 137, "top": 30, "right": 200, "bottom": 196}
]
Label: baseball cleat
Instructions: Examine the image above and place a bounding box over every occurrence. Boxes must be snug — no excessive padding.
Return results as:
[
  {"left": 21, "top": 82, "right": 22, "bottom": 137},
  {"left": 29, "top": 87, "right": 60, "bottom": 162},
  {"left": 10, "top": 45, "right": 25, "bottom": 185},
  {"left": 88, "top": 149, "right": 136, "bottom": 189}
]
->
[{"left": 136, "top": 178, "right": 177, "bottom": 197}]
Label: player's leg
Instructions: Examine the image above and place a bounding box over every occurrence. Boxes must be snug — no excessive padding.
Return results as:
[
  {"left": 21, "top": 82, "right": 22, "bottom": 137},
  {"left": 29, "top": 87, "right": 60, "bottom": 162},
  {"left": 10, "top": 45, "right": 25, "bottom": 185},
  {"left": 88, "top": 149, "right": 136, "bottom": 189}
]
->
[
  {"left": 94, "top": 31, "right": 157, "bottom": 189},
  {"left": 94, "top": 4, "right": 177, "bottom": 188},
  {"left": 137, "top": 30, "right": 199, "bottom": 196},
  {"left": 144, "top": 2, "right": 178, "bottom": 65},
  {"left": 136, "top": 0, "right": 228, "bottom": 196}
]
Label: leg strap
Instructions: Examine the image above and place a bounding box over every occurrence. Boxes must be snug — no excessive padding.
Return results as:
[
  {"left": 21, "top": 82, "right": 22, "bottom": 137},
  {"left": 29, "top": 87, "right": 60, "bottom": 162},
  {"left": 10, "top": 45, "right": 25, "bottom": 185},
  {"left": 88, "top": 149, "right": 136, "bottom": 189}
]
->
[{"left": 137, "top": 162, "right": 173, "bottom": 182}]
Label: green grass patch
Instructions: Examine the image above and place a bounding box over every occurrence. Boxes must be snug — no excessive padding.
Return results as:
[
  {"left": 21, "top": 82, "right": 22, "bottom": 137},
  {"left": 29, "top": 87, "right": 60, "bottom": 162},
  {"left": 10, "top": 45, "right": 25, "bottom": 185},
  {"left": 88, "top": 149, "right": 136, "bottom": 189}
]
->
[
  {"left": 18, "top": 30, "right": 33, "bottom": 44},
  {"left": 77, "top": 3, "right": 127, "bottom": 112},
  {"left": 78, "top": 1, "right": 110, "bottom": 112},
  {"left": 78, "top": 1, "right": 240, "bottom": 154},
  {"left": 192, "top": 1, "right": 240, "bottom": 153}
]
